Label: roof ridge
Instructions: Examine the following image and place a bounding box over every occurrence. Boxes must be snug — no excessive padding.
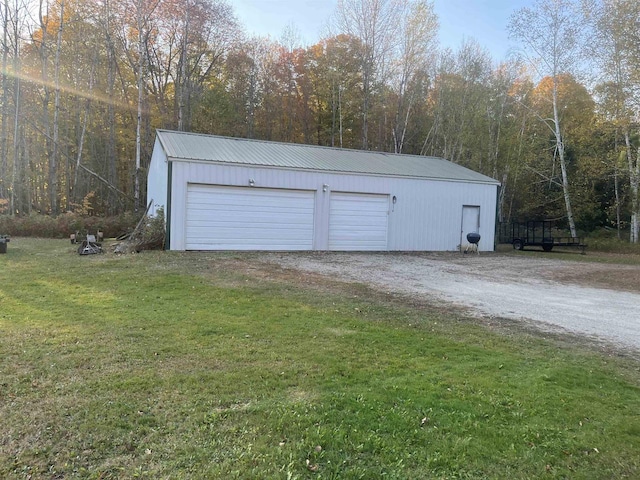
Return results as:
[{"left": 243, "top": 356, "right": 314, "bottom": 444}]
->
[{"left": 156, "top": 129, "right": 448, "bottom": 161}]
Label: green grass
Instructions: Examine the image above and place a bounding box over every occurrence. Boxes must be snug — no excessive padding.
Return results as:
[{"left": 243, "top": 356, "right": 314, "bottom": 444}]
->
[{"left": 1, "top": 239, "right": 640, "bottom": 479}]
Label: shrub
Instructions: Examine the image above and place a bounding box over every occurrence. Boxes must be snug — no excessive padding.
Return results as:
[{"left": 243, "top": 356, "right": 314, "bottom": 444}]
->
[{"left": 0, "top": 213, "right": 139, "bottom": 239}]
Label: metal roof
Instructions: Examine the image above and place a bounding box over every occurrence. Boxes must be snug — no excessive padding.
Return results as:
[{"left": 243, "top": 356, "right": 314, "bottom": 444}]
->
[{"left": 156, "top": 129, "right": 500, "bottom": 185}]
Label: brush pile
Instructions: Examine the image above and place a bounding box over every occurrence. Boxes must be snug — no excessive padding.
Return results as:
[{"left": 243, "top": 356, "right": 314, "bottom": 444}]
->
[{"left": 114, "top": 206, "right": 165, "bottom": 254}]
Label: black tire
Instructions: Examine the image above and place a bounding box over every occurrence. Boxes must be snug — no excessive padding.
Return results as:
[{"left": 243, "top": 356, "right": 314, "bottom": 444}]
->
[
  {"left": 513, "top": 239, "right": 524, "bottom": 250},
  {"left": 542, "top": 243, "right": 553, "bottom": 252}
]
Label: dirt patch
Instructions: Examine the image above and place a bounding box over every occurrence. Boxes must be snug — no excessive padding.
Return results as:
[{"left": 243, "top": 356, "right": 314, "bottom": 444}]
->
[
  {"left": 546, "top": 263, "right": 640, "bottom": 293},
  {"left": 258, "top": 252, "right": 640, "bottom": 353}
]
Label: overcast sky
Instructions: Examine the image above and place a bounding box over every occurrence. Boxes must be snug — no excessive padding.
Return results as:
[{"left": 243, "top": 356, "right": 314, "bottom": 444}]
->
[{"left": 232, "top": 0, "right": 535, "bottom": 61}]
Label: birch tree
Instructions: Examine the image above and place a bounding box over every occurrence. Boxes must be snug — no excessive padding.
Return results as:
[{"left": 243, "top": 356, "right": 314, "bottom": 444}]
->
[
  {"left": 390, "top": 0, "right": 438, "bottom": 153},
  {"left": 509, "top": 0, "right": 586, "bottom": 237},
  {"left": 332, "top": 0, "right": 403, "bottom": 150},
  {"left": 50, "top": 0, "right": 63, "bottom": 214},
  {"left": 8, "top": 0, "right": 28, "bottom": 215},
  {"left": 118, "top": 0, "right": 161, "bottom": 212},
  {"left": 1, "top": 0, "right": 10, "bottom": 201},
  {"left": 101, "top": 0, "right": 119, "bottom": 213},
  {"left": 592, "top": 0, "right": 640, "bottom": 242},
  {"left": 0, "top": 0, "right": 26, "bottom": 210}
]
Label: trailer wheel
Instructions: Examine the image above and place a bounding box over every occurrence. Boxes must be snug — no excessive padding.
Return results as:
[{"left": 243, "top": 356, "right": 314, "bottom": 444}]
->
[
  {"left": 542, "top": 243, "right": 554, "bottom": 252},
  {"left": 513, "top": 239, "right": 524, "bottom": 250}
]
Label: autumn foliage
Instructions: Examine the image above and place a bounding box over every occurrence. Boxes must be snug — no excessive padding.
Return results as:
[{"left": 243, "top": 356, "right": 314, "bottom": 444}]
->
[{"left": 0, "top": 0, "right": 639, "bottom": 239}]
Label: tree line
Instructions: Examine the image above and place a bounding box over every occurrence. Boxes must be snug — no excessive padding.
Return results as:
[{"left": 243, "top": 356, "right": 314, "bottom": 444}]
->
[{"left": 1, "top": 0, "right": 639, "bottom": 242}]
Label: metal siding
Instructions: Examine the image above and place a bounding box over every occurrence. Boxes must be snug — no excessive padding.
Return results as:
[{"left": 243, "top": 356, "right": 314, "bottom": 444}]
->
[
  {"left": 329, "top": 193, "right": 389, "bottom": 250},
  {"left": 146, "top": 137, "right": 169, "bottom": 217},
  {"left": 185, "top": 185, "right": 315, "bottom": 250},
  {"left": 166, "top": 161, "right": 497, "bottom": 252}
]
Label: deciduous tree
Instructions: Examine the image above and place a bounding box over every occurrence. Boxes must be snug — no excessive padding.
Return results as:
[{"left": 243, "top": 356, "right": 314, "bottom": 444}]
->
[{"left": 509, "top": 0, "right": 587, "bottom": 237}]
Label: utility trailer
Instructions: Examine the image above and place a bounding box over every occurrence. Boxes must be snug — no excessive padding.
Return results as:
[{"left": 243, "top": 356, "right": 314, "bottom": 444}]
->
[{"left": 499, "top": 220, "right": 587, "bottom": 253}]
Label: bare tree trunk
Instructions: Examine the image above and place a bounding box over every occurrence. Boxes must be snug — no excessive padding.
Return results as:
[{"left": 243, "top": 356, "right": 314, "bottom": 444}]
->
[
  {"left": 134, "top": 1, "right": 145, "bottom": 213},
  {"left": 49, "top": 0, "right": 64, "bottom": 215},
  {"left": 0, "top": 0, "right": 8, "bottom": 200},
  {"left": 330, "top": 77, "right": 336, "bottom": 147},
  {"left": 498, "top": 170, "right": 509, "bottom": 223},
  {"left": 613, "top": 133, "right": 622, "bottom": 240},
  {"left": 338, "top": 84, "right": 343, "bottom": 148},
  {"left": 73, "top": 57, "right": 95, "bottom": 198},
  {"left": 552, "top": 78, "right": 577, "bottom": 237},
  {"left": 362, "top": 63, "right": 370, "bottom": 150},
  {"left": 393, "top": 99, "right": 412, "bottom": 154},
  {"left": 626, "top": 130, "right": 639, "bottom": 243},
  {"left": 10, "top": 75, "right": 19, "bottom": 214},
  {"left": 135, "top": 58, "right": 142, "bottom": 212},
  {"left": 132, "top": 0, "right": 160, "bottom": 213},
  {"left": 614, "top": 163, "right": 621, "bottom": 240},
  {"left": 633, "top": 147, "right": 639, "bottom": 243},
  {"left": 177, "top": 0, "right": 189, "bottom": 131},
  {"left": 103, "top": 0, "right": 118, "bottom": 214},
  {"left": 38, "top": 0, "right": 53, "bottom": 212}
]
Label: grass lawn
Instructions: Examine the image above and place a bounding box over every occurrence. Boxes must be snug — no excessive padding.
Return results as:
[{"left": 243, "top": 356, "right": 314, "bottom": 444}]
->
[{"left": 1, "top": 238, "right": 640, "bottom": 479}]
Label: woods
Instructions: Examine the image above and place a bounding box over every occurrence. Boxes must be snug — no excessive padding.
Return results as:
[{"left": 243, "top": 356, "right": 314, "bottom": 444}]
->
[{"left": 1, "top": 0, "right": 640, "bottom": 241}]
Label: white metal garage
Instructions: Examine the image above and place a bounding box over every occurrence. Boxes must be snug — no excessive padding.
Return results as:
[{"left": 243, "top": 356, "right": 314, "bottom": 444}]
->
[
  {"left": 329, "top": 192, "right": 389, "bottom": 250},
  {"left": 147, "top": 130, "right": 500, "bottom": 252},
  {"left": 185, "top": 184, "right": 315, "bottom": 250}
]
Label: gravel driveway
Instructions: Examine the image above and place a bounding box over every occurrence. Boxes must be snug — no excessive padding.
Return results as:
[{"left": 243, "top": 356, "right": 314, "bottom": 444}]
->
[{"left": 264, "top": 252, "right": 640, "bottom": 352}]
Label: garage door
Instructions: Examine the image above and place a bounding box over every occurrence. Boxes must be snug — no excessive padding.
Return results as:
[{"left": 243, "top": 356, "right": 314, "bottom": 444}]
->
[
  {"left": 186, "top": 185, "right": 315, "bottom": 250},
  {"left": 329, "top": 192, "right": 389, "bottom": 250}
]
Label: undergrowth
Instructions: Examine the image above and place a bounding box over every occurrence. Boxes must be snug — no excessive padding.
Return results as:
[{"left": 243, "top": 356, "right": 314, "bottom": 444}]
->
[{"left": 0, "top": 212, "right": 138, "bottom": 238}]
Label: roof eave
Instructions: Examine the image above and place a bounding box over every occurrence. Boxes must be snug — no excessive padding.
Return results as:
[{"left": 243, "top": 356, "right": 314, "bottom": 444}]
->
[{"left": 165, "top": 156, "right": 501, "bottom": 186}]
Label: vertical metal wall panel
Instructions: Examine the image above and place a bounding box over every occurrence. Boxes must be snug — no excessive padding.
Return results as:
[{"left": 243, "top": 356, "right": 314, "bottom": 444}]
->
[
  {"left": 146, "top": 138, "right": 169, "bottom": 218},
  {"left": 164, "top": 161, "right": 497, "bottom": 251}
]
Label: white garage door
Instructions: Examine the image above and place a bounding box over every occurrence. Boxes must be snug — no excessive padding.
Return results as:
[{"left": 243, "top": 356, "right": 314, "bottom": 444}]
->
[
  {"left": 186, "top": 184, "right": 315, "bottom": 250},
  {"left": 329, "top": 192, "right": 389, "bottom": 251}
]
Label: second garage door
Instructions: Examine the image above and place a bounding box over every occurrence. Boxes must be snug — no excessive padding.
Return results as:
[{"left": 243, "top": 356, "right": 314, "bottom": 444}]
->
[
  {"left": 329, "top": 192, "right": 389, "bottom": 250},
  {"left": 186, "top": 184, "right": 315, "bottom": 250}
]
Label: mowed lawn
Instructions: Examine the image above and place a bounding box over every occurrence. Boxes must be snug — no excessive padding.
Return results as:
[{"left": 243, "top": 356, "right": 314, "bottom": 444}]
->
[{"left": 1, "top": 239, "right": 640, "bottom": 479}]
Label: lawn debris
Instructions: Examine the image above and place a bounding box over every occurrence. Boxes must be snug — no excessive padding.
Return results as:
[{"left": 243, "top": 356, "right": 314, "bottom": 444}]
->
[
  {"left": 70, "top": 230, "right": 103, "bottom": 255},
  {"left": 0, "top": 234, "right": 9, "bottom": 254},
  {"left": 75, "top": 233, "right": 103, "bottom": 255},
  {"left": 113, "top": 202, "right": 165, "bottom": 254}
]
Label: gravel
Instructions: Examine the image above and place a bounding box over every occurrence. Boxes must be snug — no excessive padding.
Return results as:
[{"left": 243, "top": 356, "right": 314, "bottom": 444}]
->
[{"left": 264, "top": 252, "right": 640, "bottom": 352}]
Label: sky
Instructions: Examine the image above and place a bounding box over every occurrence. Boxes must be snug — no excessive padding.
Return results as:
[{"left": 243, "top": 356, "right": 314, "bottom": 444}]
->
[{"left": 232, "top": 0, "right": 534, "bottom": 61}]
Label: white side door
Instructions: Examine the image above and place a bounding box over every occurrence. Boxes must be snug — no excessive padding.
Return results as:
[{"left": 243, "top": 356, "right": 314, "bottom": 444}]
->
[{"left": 461, "top": 205, "right": 480, "bottom": 250}]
